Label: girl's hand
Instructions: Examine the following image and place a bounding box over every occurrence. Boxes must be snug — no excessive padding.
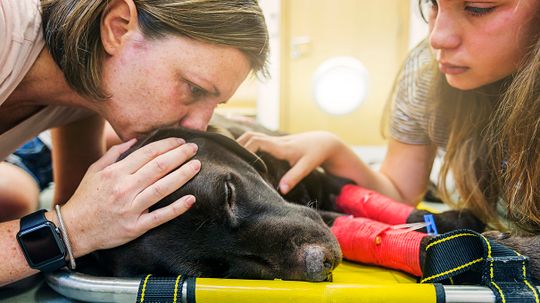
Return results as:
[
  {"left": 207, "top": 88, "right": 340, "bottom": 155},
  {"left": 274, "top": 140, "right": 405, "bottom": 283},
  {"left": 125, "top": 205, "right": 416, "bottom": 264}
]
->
[
  {"left": 60, "top": 137, "right": 201, "bottom": 256},
  {"left": 237, "top": 131, "right": 343, "bottom": 194}
]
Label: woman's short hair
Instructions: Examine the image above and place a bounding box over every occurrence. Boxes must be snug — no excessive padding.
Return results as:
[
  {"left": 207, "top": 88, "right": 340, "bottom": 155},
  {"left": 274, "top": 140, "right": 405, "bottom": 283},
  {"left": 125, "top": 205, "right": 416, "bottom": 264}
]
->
[{"left": 41, "top": 0, "right": 269, "bottom": 100}]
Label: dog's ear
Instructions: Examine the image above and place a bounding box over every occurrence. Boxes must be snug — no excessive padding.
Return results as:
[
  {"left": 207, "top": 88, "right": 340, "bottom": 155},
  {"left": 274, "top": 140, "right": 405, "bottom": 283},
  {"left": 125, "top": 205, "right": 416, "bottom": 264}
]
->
[{"left": 204, "top": 131, "right": 268, "bottom": 175}]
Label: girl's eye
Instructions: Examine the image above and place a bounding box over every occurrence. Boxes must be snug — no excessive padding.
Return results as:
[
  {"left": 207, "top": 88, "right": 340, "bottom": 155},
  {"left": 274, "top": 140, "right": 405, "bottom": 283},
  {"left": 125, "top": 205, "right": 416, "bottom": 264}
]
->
[{"left": 465, "top": 5, "right": 495, "bottom": 17}]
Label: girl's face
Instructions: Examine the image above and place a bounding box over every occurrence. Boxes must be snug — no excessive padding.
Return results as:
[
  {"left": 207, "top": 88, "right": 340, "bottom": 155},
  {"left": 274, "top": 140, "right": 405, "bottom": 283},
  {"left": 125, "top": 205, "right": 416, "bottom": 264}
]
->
[
  {"left": 100, "top": 33, "right": 251, "bottom": 140},
  {"left": 427, "top": 0, "right": 539, "bottom": 90}
]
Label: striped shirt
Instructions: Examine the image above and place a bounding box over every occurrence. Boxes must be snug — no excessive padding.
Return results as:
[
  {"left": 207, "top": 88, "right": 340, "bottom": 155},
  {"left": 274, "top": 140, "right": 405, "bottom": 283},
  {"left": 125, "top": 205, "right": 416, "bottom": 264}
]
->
[{"left": 389, "top": 41, "right": 449, "bottom": 148}]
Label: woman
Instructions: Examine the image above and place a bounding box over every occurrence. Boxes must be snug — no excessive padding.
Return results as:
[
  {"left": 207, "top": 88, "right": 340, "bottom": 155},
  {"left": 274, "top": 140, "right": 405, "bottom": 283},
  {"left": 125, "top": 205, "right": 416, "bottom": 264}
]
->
[
  {"left": 0, "top": 0, "right": 268, "bottom": 286},
  {"left": 239, "top": 0, "right": 539, "bottom": 252}
]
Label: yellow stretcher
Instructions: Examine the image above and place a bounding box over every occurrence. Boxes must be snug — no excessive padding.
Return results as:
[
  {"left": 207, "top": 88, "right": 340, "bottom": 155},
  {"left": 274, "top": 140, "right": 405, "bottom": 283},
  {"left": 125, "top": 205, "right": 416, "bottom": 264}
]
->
[
  {"left": 193, "top": 262, "right": 435, "bottom": 303},
  {"left": 46, "top": 203, "right": 539, "bottom": 302},
  {"left": 46, "top": 261, "right": 528, "bottom": 303}
]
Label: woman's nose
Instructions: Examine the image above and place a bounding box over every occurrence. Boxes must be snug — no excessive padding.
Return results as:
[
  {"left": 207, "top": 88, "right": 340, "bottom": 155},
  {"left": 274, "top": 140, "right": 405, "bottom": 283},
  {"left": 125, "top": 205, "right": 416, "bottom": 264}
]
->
[{"left": 179, "top": 109, "right": 214, "bottom": 131}]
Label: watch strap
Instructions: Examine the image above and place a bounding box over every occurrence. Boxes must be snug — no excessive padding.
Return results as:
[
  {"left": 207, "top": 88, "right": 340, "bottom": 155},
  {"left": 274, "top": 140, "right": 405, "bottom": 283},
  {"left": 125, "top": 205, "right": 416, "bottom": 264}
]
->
[
  {"left": 20, "top": 209, "right": 48, "bottom": 230},
  {"left": 40, "top": 256, "right": 68, "bottom": 273}
]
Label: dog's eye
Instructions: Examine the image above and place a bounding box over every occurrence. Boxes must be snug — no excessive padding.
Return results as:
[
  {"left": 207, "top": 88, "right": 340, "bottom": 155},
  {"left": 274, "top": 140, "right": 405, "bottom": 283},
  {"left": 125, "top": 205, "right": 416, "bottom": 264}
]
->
[{"left": 224, "top": 180, "right": 235, "bottom": 209}]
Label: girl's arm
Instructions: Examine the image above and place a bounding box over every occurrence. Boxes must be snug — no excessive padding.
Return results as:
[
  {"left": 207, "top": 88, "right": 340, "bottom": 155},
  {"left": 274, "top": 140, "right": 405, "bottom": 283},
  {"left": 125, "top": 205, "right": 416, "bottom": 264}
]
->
[{"left": 238, "top": 131, "right": 437, "bottom": 206}]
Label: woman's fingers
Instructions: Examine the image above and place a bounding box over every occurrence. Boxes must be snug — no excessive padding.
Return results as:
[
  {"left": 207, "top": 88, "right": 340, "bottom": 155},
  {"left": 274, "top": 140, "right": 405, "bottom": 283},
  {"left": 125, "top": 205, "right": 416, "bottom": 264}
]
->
[
  {"left": 133, "top": 159, "right": 201, "bottom": 211},
  {"left": 131, "top": 143, "right": 198, "bottom": 190},
  {"left": 91, "top": 138, "right": 137, "bottom": 171},
  {"left": 59, "top": 136, "right": 202, "bottom": 254},
  {"left": 137, "top": 195, "right": 196, "bottom": 232},
  {"left": 115, "top": 137, "right": 186, "bottom": 174}
]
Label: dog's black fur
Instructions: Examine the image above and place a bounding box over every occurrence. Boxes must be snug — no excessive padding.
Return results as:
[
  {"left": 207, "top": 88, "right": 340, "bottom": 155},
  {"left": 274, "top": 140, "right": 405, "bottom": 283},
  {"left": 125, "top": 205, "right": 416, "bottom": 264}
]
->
[
  {"left": 87, "top": 117, "right": 539, "bottom": 282},
  {"left": 91, "top": 127, "right": 344, "bottom": 281}
]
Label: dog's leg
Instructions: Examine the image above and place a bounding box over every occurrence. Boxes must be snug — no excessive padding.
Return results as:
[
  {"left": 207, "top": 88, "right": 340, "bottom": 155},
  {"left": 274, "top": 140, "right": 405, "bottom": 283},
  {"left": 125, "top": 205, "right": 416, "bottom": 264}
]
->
[
  {"left": 336, "top": 185, "right": 486, "bottom": 233},
  {"left": 317, "top": 210, "right": 344, "bottom": 226}
]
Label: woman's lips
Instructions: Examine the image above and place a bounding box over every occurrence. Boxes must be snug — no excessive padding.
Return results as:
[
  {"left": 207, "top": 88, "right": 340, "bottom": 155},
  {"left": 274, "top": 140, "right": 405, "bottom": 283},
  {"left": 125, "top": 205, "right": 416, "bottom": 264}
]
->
[{"left": 439, "top": 62, "right": 469, "bottom": 75}]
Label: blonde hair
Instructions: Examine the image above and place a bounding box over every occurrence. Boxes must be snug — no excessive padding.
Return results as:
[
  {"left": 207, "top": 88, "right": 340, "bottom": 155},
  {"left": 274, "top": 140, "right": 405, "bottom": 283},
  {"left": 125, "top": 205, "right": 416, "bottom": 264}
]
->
[
  {"left": 485, "top": 37, "right": 540, "bottom": 233},
  {"left": 41, "top": 0, "right": 269, "bottom": 100},
  {"left": 431, "top": 68, "right": 508, "bottom": 230}
]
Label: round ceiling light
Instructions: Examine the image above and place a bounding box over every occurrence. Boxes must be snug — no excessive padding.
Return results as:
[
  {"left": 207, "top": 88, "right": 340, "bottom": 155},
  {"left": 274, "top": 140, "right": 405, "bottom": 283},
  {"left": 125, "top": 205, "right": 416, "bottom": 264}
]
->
[{"left": 313, "top": 56, "right": 369, "bottom": 115}]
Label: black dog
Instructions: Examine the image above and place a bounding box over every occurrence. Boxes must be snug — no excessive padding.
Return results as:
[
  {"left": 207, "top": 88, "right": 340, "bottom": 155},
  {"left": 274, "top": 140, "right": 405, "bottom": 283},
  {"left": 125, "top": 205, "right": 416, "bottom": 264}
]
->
[
  {"left": 93, "top": 127, "right": 343, "bottom": 281},
  {"left": 86, "top": 120, "right": 491, "bottom": 282}
]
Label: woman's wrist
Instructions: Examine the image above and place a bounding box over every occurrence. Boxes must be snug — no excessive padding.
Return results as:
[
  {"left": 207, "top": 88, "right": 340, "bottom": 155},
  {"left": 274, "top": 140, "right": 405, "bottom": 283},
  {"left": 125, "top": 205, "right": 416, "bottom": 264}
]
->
[{"left": 45, "top": 205, "right": 93, "bottom": 258}]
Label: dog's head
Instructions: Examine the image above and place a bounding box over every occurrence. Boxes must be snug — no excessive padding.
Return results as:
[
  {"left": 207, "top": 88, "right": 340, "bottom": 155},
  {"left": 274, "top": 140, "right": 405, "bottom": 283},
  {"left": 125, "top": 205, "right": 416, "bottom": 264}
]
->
[{"left": 100, "top": 128, "right": 341, "bottom": 281}]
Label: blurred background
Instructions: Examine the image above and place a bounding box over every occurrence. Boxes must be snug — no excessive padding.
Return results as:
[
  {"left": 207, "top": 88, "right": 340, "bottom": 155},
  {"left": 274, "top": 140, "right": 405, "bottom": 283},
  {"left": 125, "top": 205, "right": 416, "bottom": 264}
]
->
[{"left": 217, "top": 0, "right": 429, "bottom": 148}]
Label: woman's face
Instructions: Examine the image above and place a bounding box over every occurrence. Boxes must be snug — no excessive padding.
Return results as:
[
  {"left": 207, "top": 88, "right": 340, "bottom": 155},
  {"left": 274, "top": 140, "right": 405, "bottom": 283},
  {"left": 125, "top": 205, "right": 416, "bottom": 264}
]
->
[
  {"left": 427, "top": 0, "right": 538, "bottom": 90},
  {"left": 100, "top": 33, "right": 251, "bottom": 140}
]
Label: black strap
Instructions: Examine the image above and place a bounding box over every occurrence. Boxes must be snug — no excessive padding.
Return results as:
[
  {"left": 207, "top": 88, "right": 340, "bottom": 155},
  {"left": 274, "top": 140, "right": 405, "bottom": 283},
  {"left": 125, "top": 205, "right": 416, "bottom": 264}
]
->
[
  {"left": 20, "top": 209, "right": 48, "bottom": 230},
  {"left": 421, "top": 229, "right": 539, "bottom": 303},
  {"left": 136, "top": 274, "right": 195, "bottom": 303}
]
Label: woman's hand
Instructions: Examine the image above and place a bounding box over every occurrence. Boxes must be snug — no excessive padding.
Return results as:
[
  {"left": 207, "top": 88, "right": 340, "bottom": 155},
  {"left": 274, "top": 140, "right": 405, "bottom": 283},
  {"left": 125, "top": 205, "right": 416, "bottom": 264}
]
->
[
  {"left": 237, "top": 131, "right": 343, "bottom": 194},
  {"left": 60, "top": 137, "right": 201, "bottom": 257}
]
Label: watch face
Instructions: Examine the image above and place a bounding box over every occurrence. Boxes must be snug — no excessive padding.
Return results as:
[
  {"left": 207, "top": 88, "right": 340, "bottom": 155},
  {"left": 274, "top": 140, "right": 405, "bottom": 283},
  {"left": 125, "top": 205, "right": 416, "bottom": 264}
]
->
[{"left": 18, "top": 225, "right": 63, "bottom": 265}]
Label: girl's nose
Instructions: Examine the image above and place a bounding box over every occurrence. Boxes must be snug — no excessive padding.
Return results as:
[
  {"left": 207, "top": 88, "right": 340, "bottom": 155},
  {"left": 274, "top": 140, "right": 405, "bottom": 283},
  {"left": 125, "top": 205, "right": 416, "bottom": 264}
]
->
[{"left": 429, "top": 9, "right": 462, "bottom": 51}]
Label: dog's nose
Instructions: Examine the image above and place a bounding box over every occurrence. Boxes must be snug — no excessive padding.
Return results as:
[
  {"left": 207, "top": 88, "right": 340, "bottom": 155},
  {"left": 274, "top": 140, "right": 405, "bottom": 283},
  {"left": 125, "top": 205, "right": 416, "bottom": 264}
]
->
[{"left": 303, "top": 245, "right": 336, "bottom": 281}]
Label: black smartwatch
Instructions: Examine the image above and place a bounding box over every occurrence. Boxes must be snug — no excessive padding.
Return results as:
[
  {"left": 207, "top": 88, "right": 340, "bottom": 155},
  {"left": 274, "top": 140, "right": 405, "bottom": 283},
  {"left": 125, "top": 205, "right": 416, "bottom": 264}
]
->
[{"left": 16, "top": 209, "right": 67, "bottom": 272}]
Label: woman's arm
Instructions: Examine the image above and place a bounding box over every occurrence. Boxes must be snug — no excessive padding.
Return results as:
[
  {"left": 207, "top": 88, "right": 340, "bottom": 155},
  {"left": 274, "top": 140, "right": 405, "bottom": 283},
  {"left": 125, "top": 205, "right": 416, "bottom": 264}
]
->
[
  {"left": 1, "top": 119, "right": 201, "bottom": 286},
  {"left": 238, "top": 131, "right": 437, "bottom": 205},
  {"left": 0, "top": 212, "right": 61, "bottom": 287}
]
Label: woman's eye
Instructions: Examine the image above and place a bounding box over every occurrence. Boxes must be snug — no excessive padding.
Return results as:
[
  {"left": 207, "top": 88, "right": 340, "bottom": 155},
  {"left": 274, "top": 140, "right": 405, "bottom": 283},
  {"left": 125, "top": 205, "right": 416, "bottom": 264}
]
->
[
  {"left": 465, "top": 6, "right": 495, "bottom": 17},
  {"left": 189, "top": 84, "right": 206, "bottom": 99}
]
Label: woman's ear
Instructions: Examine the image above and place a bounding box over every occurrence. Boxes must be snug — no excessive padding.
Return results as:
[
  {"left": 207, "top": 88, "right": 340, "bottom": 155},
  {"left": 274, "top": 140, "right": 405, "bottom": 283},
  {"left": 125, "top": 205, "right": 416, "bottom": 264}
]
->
[{"left": 101, "top": 0, "right": 139, "bottom": 56}]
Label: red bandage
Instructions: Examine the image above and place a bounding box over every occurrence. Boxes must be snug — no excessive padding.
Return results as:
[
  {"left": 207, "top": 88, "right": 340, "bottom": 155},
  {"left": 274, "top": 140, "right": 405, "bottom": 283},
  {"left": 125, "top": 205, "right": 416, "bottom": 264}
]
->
[
  {"left": 331, "top": 215, "right": 425, "bottom": 276},
  {"left": 336, "top": 184, "right": 414, "bottom": 225}
]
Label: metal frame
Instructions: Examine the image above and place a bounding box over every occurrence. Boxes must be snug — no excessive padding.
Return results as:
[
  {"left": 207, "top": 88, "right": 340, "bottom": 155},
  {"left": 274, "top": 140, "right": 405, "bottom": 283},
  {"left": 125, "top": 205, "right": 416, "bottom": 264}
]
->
[{"left": 46, "top": 270, "right": 540, "bottom": 303}]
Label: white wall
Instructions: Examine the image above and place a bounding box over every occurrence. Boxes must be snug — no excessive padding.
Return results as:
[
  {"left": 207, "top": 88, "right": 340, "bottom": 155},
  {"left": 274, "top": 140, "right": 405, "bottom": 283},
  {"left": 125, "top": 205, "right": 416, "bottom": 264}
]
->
[
  {"left": 256, "top": 1, "right": 429, "bottom": 131},
  {"left": 256, "top": 0, "right": 281, "bottom": 130}
]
